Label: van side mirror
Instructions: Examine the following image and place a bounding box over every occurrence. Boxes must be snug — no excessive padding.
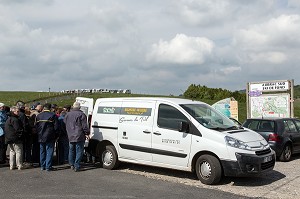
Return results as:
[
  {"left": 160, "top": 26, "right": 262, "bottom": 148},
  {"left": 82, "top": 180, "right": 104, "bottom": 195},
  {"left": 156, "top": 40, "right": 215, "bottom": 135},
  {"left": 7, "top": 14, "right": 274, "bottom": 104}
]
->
[{"left": 179, "top": 121, "right": 189, "bottom": 132}]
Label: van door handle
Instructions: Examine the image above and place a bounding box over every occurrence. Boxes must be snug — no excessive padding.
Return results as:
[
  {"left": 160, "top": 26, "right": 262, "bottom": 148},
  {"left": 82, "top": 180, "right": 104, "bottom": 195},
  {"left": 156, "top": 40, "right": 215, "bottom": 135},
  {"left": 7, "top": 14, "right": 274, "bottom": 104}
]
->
[
  {"left": 153, "top": 132, "right": 161, "bottom": 135},
  {"left": 143, "top": 130, "right": 151, "bottom": 134}
]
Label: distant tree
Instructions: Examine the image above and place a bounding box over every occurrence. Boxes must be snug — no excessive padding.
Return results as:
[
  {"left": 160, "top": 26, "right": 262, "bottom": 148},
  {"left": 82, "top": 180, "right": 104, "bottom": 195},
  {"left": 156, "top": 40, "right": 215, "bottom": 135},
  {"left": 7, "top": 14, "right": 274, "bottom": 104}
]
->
[{"left": 183, "top": 84, "right": 246, "bottom": 102}]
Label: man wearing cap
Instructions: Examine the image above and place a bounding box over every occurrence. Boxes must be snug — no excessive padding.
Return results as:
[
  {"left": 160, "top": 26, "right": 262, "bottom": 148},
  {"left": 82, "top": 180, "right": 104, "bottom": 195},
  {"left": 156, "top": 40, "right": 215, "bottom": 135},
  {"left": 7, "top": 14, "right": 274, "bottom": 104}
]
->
[
  {"left": 0, "top": 103, "right": 8, "bottom": 164},
  {"left": 64, "top": 102, "right": 90, "bottom": 172},
  {"left": 35, "top": 103, "right": 58, "bottom": 171}
]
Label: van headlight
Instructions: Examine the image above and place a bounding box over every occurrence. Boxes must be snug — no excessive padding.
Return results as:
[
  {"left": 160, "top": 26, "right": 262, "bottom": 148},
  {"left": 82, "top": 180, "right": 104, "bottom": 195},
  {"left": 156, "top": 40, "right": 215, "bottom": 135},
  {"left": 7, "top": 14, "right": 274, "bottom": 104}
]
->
[{"left": 225, "top": 136, "right": 252, "bottom": 151}]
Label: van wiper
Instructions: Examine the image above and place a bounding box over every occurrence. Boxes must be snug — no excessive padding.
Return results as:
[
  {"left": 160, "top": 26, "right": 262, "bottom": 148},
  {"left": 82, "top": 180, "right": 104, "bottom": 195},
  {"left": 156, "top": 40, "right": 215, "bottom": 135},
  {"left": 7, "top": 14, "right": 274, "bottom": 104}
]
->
[
  {"left": 225, "top": 126, "right": 238, "bottom": 130},
  {"left": 209, "top": 127, "right": 227, "bottom": 131},
  {"left": 225, "top": 126, "right": 244, "bottom": 130}
]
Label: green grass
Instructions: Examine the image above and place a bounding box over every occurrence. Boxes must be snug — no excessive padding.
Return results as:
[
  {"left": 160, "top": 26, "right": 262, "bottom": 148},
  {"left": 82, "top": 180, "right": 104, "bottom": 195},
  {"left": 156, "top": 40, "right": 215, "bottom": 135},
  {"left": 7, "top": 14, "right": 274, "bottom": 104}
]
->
[{"left": 0, "top": 91, "right": 63, "bottom": 106}]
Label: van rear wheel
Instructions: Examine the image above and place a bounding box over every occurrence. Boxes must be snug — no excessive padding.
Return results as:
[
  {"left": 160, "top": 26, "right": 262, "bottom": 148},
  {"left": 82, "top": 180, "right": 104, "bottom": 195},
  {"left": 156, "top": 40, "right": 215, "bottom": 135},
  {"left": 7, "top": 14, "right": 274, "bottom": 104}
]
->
[
  {"left": 102, "top": 145, "right": 119, "bottom": 170},
  {"left": 195, "top": 155, "right": 222, "bottom": 185}
]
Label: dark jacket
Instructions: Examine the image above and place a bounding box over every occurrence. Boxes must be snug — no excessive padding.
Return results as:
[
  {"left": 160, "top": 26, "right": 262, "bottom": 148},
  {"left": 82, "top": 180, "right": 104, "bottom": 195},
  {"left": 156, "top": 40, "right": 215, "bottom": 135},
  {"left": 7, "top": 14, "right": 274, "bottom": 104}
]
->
[
  {"left": 64, "top": 108, "right": 89, "bottom": 142},
  {"left": 58, "top": 112, "right": 68, "bottom": 140},
  {"left": 36, "top": 110, "right": 58, "bottom": 143},
  {"left": 5, "top": 112, "right": 24, "bottom": 144}
]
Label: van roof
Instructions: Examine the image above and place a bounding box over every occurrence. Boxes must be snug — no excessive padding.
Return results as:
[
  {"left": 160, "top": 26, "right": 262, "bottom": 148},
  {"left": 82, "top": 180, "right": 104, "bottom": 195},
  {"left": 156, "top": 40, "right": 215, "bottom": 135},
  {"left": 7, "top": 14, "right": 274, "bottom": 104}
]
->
[{"left": 95, "top": 97, "right": 206, "bottom": 105}]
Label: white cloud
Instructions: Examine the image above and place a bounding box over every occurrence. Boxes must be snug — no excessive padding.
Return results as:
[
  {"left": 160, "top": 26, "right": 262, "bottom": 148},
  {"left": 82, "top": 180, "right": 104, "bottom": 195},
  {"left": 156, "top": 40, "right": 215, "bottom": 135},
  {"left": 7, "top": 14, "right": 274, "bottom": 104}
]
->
[
  {"left": 220, "top": 66, "right": 241, "bottom": 75},
  {"left": 288, "top": 0, "right": 300, "bottom": 8},
  {"left": 50, "top": 35, "right": 82, "bottom": 49},
  {"left": 176, "top": 0, "right": 230, "bottom": 26},
  {"left": 249, "top": 52, "right": 287, "bottom": 64},
  {"left": 0, "top": 0, "right": 53, "bottom": 5},
  {"left": 147, "top": 34, "right": 214, "bottom": 65},
  {"left": 234, "top": 14, "right": 300, "bottom": 50}
]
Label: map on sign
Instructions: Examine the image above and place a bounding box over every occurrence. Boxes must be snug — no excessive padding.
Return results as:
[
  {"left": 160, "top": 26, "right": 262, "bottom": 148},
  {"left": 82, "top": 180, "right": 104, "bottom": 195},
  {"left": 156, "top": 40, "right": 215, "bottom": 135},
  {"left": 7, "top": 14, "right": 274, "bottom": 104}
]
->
[{"left": 250, "top": 94, "right": 290, "bottom": 118}]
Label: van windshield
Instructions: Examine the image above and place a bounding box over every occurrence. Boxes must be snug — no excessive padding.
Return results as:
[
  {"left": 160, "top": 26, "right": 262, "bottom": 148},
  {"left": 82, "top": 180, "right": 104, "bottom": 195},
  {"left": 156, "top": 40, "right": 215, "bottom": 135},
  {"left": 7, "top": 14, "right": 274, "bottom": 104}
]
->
[{"left": 180, "top": 104, "right": 239, "bottom": 131}]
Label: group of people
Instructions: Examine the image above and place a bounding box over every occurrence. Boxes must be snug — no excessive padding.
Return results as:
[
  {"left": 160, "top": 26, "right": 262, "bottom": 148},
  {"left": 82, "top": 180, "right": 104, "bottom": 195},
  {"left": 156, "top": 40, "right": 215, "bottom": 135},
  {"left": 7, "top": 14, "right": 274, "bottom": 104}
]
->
[{"left": 0, "top": 101, "right": 90, "bottom": 172}]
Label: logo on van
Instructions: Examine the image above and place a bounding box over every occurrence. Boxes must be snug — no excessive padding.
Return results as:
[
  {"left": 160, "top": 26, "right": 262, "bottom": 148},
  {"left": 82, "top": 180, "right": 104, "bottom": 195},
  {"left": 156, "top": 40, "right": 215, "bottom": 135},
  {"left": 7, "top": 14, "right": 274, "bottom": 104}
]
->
[
  {"left": 97, "top": 106, "right": 120, "bottom": 114},
  {"left": 103, "top": 107, "right": 116, "bottom": 113}
]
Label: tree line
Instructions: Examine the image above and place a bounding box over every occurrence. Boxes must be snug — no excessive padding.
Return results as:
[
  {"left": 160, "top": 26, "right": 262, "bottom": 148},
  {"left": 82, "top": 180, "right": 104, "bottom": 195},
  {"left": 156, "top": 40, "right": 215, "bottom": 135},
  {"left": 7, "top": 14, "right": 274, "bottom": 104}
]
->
[{"left": 183, "top": 84, "right": 246, "bottom": 102}]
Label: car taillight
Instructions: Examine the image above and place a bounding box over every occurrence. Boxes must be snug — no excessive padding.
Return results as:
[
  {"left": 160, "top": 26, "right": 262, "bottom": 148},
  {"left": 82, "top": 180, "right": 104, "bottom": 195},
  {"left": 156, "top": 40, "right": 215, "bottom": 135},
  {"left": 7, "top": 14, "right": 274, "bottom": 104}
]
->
[{"left": 268, "top": 133, "right": 280, "bottom": 142}]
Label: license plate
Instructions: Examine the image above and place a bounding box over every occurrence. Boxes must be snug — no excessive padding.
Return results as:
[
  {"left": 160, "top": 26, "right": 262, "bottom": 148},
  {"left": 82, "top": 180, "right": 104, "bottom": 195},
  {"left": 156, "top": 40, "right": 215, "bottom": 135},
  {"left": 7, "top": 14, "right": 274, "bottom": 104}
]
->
[{"left": 263, "top": 155, "right": 273, "bottom": 163}]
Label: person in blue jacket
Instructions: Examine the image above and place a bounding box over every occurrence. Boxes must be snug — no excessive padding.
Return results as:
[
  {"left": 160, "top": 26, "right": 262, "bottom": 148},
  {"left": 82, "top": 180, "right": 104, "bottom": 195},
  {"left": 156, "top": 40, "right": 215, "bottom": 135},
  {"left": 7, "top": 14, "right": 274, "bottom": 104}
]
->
[
  {"left": 0, "top": 103, "right": 8, "bottom": 164},
  {"left": 35, "top": 103, "right": 58, "bottom": 171}
]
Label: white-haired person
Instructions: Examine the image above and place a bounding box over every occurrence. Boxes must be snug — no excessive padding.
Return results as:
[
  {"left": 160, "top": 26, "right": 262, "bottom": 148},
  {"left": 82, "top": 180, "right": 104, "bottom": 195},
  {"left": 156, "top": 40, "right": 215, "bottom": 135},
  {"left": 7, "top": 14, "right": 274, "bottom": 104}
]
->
[
  {"left": 64, "top": 102, "right": 90, "bottom": 172},
  {"left": 5, "top": 106, "right": 24, "bottom": 170}
]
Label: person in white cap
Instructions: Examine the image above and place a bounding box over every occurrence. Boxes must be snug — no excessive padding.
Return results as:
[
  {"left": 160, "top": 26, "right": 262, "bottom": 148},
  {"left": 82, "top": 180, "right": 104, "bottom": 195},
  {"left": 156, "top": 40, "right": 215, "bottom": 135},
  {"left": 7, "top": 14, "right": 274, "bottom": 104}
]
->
[{"left": 0, "top": 103, "right": 8, "bottom": 164}]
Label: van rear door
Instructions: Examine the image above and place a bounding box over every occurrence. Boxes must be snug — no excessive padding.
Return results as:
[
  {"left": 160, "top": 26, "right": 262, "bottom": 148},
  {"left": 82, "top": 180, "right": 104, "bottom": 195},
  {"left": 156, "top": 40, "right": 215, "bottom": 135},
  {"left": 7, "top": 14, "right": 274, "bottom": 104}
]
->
[
  {"left": 118, "top": 100, "right": 155, "bottom": 162},
  {"left": 76, "top": 97, "right": 94, "bottom": 120}
]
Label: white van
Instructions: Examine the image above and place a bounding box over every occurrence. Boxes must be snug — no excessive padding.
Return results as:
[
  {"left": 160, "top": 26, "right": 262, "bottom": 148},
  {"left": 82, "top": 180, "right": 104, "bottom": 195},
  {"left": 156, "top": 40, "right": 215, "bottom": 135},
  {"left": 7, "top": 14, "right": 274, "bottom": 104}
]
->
[{"left": 88, "top": 97, "right": 275, "bottom": 185}]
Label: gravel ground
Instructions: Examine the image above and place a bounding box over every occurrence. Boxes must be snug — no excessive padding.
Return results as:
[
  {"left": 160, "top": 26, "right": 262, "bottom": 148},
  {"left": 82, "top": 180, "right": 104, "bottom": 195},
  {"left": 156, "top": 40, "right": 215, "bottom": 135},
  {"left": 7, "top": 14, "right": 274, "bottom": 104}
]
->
[{"left": 117, "top": 154, "right": 300, "bottom": 199}]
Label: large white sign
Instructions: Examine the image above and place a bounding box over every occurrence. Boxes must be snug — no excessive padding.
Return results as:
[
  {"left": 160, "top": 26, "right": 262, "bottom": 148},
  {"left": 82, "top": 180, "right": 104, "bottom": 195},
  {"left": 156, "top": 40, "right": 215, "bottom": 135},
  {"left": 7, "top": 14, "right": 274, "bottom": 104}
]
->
[{"left": 250, "top": 81, "right": 289, "bottom": 92}]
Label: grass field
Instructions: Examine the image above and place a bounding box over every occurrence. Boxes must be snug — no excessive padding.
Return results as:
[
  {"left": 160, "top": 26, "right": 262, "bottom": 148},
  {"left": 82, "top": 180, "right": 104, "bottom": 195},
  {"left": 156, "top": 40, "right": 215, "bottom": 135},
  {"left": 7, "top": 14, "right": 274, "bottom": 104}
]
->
[
  {"left": 0, "top": 91, "right": 299, "bottom": 124},
  {"left": 0, "top": 91, "right": 61, "bottom": 106}
]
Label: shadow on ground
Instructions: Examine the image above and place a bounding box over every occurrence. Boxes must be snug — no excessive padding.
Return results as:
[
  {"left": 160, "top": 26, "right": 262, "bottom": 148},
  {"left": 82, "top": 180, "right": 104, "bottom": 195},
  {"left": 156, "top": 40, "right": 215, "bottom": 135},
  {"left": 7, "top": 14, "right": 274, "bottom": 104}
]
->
[{"left": 116, "top": 162, "right": 285, "bottom": 187}]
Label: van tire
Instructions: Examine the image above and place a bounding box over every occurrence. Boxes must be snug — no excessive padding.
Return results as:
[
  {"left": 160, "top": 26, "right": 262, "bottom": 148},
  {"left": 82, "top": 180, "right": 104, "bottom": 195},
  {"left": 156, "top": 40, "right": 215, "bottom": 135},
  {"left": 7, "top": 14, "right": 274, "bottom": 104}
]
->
[
  {"left": 101, "top": 145, "right": 119, "bottom": 170},
  {"left": 195, "top": 155, "right": 222, "bottom": 185},
  {"left": 279, "top": 144, "right": 292, "bottom": 162}
]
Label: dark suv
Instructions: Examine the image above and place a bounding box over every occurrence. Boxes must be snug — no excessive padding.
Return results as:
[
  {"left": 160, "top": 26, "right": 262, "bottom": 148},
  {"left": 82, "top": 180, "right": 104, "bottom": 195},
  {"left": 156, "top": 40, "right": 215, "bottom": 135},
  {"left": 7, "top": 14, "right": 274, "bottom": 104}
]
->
[{"left": 243, "top": 118, "right": 300, "bottom": 162}]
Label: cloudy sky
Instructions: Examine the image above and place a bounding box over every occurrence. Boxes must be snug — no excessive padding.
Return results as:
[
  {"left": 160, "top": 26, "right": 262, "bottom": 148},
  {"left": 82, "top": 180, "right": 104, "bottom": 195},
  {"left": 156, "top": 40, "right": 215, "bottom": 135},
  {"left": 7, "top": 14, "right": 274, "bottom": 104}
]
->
[{"left": 0, "top": 0, "right": 299, "bottom": 95}]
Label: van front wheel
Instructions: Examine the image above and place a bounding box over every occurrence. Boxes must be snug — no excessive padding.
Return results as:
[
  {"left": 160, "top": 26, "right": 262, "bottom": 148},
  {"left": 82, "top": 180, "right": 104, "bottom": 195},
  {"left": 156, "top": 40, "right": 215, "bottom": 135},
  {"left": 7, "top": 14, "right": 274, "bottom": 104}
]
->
[
  {"left": 102, "top": 145, "right": 119, "bottom": 170},
  {"left": 195, "top": 155, "right": 222, "bottom": 185}
]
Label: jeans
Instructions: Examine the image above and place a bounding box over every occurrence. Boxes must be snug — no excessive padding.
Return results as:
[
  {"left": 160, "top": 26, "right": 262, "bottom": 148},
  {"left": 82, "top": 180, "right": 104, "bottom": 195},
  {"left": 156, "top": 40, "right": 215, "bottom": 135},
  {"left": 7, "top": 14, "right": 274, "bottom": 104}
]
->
[
  {"left": 69, "top": 141, "right": 85, "bottom": 170},
  {"left": 40, "top": 142, "right": 54, "bottom": 170},
  {"left": 8, "top": 143, "right": 23, "bottom": 169}
]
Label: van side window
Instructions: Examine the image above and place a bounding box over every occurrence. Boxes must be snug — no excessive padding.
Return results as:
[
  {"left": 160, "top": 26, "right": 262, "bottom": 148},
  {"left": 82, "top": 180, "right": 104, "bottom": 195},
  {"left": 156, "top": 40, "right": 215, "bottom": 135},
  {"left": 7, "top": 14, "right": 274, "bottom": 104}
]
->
[{"left": 158, "top": 104, "right": 188, "bottom": 131}]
